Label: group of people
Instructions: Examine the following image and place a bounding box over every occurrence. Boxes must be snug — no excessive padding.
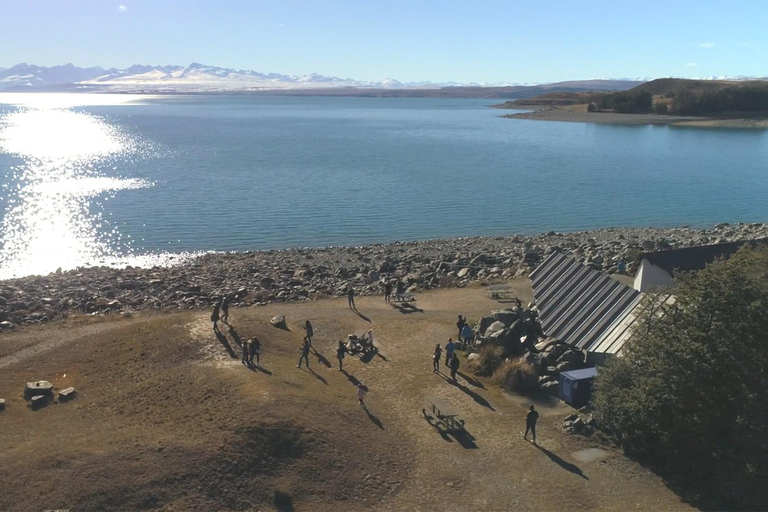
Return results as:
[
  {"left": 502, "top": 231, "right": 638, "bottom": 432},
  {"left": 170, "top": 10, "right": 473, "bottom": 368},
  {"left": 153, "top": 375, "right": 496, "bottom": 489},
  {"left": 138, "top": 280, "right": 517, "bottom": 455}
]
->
[
  {"left": 383, "top": 280, "right": 406, "bottom": 303},
  {"left": 432, "top": 339, "right": 461, "bottom": 381},
  {"left": 210, "top": 294, "right": 234, "bottom": 333},
  {"left": 335, "top": 329, "right": 374, "bottom": 370},
  {"left": 241, "top": 337, "right": 262, "bottom": 367}
]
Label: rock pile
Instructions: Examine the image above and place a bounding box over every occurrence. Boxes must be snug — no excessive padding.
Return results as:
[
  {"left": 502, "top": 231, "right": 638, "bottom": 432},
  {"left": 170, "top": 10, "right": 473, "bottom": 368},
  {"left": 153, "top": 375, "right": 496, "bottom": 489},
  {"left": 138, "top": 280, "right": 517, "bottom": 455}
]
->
[
  {"left": 563, "top": 407, "right": 597, "bottom": 436},
  {"left": 1, "top": 223, "right": 766, "bottom": 327}
]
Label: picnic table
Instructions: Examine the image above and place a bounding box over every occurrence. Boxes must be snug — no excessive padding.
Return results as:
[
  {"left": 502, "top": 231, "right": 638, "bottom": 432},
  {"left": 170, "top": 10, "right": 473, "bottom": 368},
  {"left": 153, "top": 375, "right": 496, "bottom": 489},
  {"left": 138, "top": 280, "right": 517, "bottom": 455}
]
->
[
  {"left": 394, "top": 292, "right": 415, "bottom": 303},
  {"left": 487, "top": 284, "right": 516, "bottom": 301},
  {"left": 423, "top": 397, "right": 465, "bottom": 434}
]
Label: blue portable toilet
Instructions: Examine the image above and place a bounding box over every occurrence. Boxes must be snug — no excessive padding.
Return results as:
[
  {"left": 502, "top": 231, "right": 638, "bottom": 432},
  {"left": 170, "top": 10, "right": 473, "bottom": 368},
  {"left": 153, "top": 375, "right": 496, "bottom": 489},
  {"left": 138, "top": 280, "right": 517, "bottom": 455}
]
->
[{"left": 559, "top": 367, "right": 598, "bottom": 408}]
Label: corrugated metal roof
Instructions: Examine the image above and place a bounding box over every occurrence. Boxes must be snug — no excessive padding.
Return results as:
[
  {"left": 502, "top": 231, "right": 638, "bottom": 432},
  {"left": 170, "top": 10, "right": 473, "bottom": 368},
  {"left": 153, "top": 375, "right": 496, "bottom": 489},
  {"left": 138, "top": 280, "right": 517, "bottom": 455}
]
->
[{"left": 531, "top": 252, "right": 654, "bottom": 355}]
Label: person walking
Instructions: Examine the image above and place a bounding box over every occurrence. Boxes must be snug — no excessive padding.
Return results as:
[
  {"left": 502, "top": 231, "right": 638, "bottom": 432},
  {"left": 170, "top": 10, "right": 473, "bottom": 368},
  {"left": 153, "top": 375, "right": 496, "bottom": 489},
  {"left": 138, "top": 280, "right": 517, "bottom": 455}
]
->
[
  {"left": 384, "top": 281, "right": 392, "bottom": 303},
  {"left": 241, "top": 337, "right": 250, "bottom": 366},
  {"left": 396, "top": 280, "right": 405, "bottom": 301},
  {"left": 220, "top": 295, "right": 232, "bottom": 324},
  {"left": 523, "top": 405, "right": 539, "bottom": 444},
  {"left": 336, "top": 341, "right": 347, "bottom": 371},
  {"left": 250, "top": 337, "right": 261, "bottom": 367},
  {"left": 457, "top": 315, "right": 466, "bottom": 341},
  {"left": 449, "top": 353, "right": 460, "bottom": 382},
  {"left": 444, "top": 338, "right": 456, "bottom": 367},
  {"left": 432, "top": 344, "right": 442, "bottom": 372},
  {"left": 211, "top": 303, "right": 221, "bottom": 333},
  {"left": 357, "top": 384, "right": 367, "bottom": 406},
  {"left": 305, "top": 320, "right": 314, "bottom": 346},
  {"left": 297, "top": 338, "right": 310, "bottom": 368},
  {"left": 348, "top": 287, "right": 356, "bottom": 309}
]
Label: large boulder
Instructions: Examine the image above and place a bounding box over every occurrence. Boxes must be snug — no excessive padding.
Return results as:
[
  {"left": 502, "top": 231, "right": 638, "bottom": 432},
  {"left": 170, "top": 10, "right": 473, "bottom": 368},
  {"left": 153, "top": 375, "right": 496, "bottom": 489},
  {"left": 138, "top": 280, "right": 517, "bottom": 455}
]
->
[
  {"left": 541, "top": 380, "right": 560, "bottom": 396},
  {"left": 491, "top": 309, "right": 518, "bottom": 326},
  {"left": 270, "top": 315, "right": 287, "bottom": 329},
  {"left": 556, "top": 350, "right": 585, "bottom": 365},
  {"left": 555, "top": 360, "right": 578, "bottom": 373},
  {"left": 476, "top": 316, "right": 495, "bottom": 335},
  {"left": 486, "top": 321, "right": 506, "bottom": 334}
]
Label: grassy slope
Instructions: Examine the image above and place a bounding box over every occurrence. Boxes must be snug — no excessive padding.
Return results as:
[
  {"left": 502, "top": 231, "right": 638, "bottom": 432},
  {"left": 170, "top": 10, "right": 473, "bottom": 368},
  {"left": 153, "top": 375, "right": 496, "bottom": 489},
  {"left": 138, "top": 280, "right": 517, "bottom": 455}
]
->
[{"left": 0, "top": 284, "right": 693, "bottom": 511}]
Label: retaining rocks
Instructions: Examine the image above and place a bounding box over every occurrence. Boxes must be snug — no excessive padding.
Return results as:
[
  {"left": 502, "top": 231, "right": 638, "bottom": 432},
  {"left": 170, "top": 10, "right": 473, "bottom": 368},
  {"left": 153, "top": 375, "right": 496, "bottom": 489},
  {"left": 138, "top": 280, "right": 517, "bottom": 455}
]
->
[{"left": 0, "top": 223, "right": 766, "bottom": 326}]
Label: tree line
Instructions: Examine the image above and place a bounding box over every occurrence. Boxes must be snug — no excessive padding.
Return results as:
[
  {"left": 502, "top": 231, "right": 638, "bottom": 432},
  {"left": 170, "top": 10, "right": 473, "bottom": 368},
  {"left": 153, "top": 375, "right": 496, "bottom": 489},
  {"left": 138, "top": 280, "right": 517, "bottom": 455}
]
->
[
  {"left": 670, "top": 85, "right": 768, "bottom": 115},
  {"left": 587, "top": 90, "right": 653, "bottom": 114}
]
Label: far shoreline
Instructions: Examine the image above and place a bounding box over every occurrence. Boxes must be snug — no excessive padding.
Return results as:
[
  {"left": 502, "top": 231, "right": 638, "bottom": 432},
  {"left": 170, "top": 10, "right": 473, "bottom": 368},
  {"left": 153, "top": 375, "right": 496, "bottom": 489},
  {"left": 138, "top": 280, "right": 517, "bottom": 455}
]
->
[{"left": 497, "top": 105, "right": 768, "bottom": 129}]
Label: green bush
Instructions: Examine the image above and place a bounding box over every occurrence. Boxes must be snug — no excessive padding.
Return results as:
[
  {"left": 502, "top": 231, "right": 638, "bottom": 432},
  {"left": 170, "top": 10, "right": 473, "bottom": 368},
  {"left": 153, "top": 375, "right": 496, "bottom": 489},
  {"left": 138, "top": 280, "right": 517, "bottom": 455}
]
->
[
  {"left": 467, "top": 345, "right": 504, "bottom": 376},
  {"left": 592, "top": 247, "right": 768, "bottom": 509},
  {"left": 492, "top": 358, "right": 538, "bottom": 392}
]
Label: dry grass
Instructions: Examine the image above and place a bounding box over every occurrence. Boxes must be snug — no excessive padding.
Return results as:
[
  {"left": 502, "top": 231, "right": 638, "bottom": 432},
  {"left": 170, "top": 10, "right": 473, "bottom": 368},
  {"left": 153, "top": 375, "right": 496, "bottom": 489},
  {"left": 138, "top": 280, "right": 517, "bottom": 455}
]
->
[
  {"left": 492, "top": 358, "right": 538, "bottom": 392},
  {"left": 467, "top": 345, "right": 505, "bottom": 376}
]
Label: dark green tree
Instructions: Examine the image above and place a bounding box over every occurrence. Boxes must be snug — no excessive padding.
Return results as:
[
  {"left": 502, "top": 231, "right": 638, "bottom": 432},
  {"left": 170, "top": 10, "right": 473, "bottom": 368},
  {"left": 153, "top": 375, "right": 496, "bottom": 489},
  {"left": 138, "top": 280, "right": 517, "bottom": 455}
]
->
[{"left": 592, "top": 247, "right": 768, "bottom": 510}]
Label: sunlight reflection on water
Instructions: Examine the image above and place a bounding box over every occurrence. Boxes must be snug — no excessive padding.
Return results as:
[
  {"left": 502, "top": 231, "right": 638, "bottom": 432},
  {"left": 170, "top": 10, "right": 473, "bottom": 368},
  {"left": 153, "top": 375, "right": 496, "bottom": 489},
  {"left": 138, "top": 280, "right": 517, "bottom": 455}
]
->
[{"left": 0, "top": 94, "right": 192, "bottom": 279}]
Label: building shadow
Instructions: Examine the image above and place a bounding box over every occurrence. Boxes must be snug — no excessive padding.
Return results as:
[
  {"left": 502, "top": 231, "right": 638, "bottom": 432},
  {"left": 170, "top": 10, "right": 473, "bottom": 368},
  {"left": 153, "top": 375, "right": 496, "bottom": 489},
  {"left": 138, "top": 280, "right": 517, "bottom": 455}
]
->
[
  {"left": 363, "top": 404, "right": 384, "bottom": 429},
  {"left": 214, "top": 330, "right": 237, "bottom": 358},
  {"left": 457, "top": 371, "right": 485, "bottom": 389},
  {"left": 341, "top": 370, "right": 368, "bottom": 390},
  {"left": 532, "top": 443, "right": 589, "bottom": 480}
]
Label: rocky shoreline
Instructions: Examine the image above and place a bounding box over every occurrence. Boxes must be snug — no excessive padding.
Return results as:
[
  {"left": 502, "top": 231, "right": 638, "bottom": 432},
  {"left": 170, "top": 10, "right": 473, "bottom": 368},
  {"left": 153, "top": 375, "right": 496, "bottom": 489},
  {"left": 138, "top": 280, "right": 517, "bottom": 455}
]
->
[{"left": 2, "top": 223, "right": 767, "bottom": 329}]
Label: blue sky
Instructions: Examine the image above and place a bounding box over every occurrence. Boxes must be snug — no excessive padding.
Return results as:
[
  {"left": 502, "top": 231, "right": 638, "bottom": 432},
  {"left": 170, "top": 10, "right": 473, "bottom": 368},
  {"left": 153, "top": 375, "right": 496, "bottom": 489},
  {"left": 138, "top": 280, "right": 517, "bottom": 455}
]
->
[{"left": 0, "top": 0, "right": 766, "bottom": 84}]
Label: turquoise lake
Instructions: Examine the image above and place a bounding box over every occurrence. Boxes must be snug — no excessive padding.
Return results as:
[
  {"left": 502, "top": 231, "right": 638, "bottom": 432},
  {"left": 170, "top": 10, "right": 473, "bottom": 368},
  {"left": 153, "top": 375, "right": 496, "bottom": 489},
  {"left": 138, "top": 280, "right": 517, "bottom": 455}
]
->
[{"left": 1, "top": 93, "right": 767, "bottom": 277}]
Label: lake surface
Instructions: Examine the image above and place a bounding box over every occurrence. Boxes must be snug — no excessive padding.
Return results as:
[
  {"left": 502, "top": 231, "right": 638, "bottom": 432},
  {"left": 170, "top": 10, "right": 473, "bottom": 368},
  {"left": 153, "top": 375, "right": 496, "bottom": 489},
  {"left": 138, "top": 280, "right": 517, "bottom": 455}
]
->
[{"left": 1, "top": 93, "right": 768, "bottom": 278}]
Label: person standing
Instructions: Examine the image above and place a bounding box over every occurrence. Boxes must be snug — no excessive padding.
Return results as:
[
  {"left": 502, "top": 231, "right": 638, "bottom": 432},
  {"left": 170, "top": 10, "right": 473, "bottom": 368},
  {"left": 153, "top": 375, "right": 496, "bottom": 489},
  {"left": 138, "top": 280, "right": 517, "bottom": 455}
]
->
[
  {"left": 449, "top": 353, "right": 460, "bottom": 382},
  {"left": 444, "top": 338, "right": 456, "bottom": 367},
  {"left": 305, "top": 320, "right": 314, "bottom": 346},
  {"left": 357, "top": 384, "right": 367, "bottom": 406},
  {"left": 337, "top": 341, "right": 347, "bottom": 371},
  {"left": 461, "top": 324, "right": 474, "bottom": 349},
  {"left": 241, "top": 337, "right": 250, "bottom": 366},
  {"left": 524, "top": 405, "right": 539, "bottom": 444},
  {"left": 432, "top": 344, "right": 442, "bottom": 372},
  {"left": 297, "top": 338, "right": 310, "bottom": 368},
  {"left": 396, "top": 280, "right": 405, "bottom": 301},
  {"left": 211, "top": 303, "right": 221, "bottom": 333},
  {"left": 250, "top": 337, "right": 261, "bottom": 367},
  {"left": 384, "top": 281, "right": 392, "bottom": 303},
  {"left": 348, "top": 287, "right": 356, "bottom": 309},
  {"left": 220, "top": 295, "right": 232, "bottom": 324},
  {"left": 456, "top": 315, "right": 466, "bottom": 341}
]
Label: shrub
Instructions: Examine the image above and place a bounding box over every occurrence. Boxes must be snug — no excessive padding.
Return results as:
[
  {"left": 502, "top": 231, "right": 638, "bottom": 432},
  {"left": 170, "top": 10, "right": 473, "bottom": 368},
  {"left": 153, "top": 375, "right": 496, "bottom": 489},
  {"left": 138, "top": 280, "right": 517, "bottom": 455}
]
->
[
  {"left": 592, "top": 247, "right": 768, "bottom": 509},
  {"left": 492, "top": 358, "right": 538, "bottom": 392},
  {"left": 467, "top": 345, "right": 504, "bottom": 376}
]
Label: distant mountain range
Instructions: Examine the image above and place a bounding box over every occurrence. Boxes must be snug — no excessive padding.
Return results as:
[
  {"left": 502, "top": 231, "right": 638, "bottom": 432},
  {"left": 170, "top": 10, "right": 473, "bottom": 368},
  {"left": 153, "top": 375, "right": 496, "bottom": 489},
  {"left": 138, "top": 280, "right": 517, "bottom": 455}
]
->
[{"left": 0, "top": 62, "right": 647, "bottom": 97}]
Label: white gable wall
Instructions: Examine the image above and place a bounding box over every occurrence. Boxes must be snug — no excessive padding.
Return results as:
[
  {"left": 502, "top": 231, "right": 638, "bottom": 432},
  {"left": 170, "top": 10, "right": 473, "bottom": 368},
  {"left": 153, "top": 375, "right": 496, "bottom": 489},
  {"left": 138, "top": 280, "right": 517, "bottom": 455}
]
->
[{"left": 634, "top": 258, "right": 675, "bottom": 292}]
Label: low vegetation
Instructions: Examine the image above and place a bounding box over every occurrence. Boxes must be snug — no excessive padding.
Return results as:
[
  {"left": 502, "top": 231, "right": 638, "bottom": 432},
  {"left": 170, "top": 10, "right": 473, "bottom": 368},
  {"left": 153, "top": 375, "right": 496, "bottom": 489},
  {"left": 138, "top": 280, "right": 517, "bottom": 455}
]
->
[
  {"left": 467, "top": 345, "right": 504, "bottom": 376},
  {"left": 492, "top": 358, "right": 538, "bottom": 392},
  {"left": 592, "top": 247, "right": 768, "bottom": 510}
]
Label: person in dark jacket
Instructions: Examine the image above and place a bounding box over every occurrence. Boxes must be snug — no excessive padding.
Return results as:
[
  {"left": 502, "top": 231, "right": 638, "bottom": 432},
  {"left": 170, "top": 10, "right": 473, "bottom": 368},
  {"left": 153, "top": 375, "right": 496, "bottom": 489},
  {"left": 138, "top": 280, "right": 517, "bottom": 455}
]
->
[
  {"left": 250, "top": 337, "right": 261, "bottom": 367},
  {"left": 305, "top": 320, "right": 314, "bottom": 346},
  {"left": 432, "top": 344, "right": 442, "bottom": 372},
  {"left": 449, "top": 353, "right": 460, "bottom": 382},
  {"left": 457, "top": 315, "right": 466, "bottom": 341},
  {"left": 220, "top": 295, "right": 232, "bottom": 324},
  {"left": 337, "top": 341, "right": 346, "bottom": 371},
  {"left": 297, "top": 338, "right": 310, "bottom": 368},
  {"left": 384, "top": 281, "right": 392, "bottom": 303},
  {"left": 348, "top": 287, "right": 356, "bottom": 309},
  {"left": 524, "top": 404, "right": 539, "bottom": 444},
  {"left": 211, "top": 303, "right": 221, "bottom": 333}
]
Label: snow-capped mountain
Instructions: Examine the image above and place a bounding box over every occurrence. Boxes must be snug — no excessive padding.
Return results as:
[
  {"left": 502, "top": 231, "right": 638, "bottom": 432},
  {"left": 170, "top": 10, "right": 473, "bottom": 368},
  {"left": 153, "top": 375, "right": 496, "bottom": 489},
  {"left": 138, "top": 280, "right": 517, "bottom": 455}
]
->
[{"left": 0, "top": 62, "right": 435, "bottom": 92}]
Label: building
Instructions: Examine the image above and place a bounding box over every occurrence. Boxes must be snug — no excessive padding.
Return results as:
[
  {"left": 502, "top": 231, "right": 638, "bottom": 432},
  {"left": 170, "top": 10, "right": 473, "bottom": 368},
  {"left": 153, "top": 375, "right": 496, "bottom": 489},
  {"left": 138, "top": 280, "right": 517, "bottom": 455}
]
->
[{"left": 633, "top": 238, "right": 768, "bottom": 292}]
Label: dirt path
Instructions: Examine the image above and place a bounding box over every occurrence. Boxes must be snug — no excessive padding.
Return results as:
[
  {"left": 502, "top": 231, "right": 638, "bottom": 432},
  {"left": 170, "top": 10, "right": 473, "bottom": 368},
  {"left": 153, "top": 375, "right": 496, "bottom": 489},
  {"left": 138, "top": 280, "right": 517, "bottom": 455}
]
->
[{"left": 0, "top": 282, "right": 694, "bottom": 511}]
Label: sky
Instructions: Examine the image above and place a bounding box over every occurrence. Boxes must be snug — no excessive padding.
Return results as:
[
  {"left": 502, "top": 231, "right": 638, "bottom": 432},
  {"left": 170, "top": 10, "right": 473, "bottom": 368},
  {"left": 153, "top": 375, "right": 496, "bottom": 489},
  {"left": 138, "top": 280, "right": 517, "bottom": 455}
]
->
[{"left": 0, "top": 0, "right": 767, "bottom": 84}]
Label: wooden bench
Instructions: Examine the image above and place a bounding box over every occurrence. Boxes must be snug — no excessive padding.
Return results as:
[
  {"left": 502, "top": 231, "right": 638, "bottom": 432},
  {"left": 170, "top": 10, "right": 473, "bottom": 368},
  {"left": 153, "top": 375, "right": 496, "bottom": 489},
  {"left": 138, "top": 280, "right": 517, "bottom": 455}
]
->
[{"left": 424, "top": 397, "right": 465, "bottom": 434}]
